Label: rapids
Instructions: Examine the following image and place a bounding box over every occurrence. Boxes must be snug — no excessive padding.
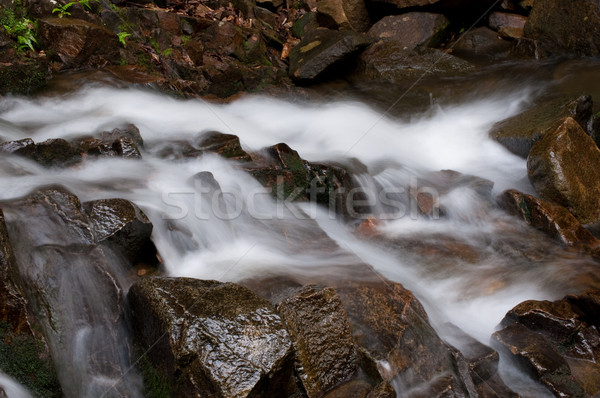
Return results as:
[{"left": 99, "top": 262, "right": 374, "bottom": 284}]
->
[{"left": 0, "top": 74, "right": 598, "bottom": 397}]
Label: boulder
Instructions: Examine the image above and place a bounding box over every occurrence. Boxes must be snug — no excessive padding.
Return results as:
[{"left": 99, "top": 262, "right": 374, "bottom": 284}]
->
[
  {"left": 367, "top": 13, "right": 449, "bottom": 50},
  {"left": 277, "top": 286, "right": 359, "bottom": 397},
  {"left": 489, "top": 94, "right": 595, "bottom": 158},
  {"left": 488, "top": 11, "right": 527, "bottom": 39},
  {"left": 76, "top": 126, "right": 144, "bottom": 159},
  {"left": 288, "top": 28, "right": 372, "bottom": 82},
  {"left": 497, "top": 189, "right": 600, "bottom": 250},
  {"left": 527, "top": 117, "right": 600, "bottom": 224},
  {"left": 317, "top": 0, "right": 371, "bottom": 32},
  {"left": 357, "top": 42, "right": 472, "bottom": 83},
  {"left": 451, "top": 27, "right": 512, "bottom": 62},
  {"left": 127, "top": 277, "right": 295, "bottom": 397},
  {"left": 37, "top": 18, "right": 120, "bottom": 69},
  {"left": 494, "top": 291, "right": 600, "bottom": 396},
  {"left": 5, "top": 138, "right": 82, "bottom": 168},
  {"left": 334, "top": 280, "right": 474, "bottom": 395},
  {"left": 196, "top": 131, "right": 253, "bottom": 161},
  {"left": 84, "top": 198, "right": 158, "bottom": 267},
  {"left": 524, "top": 0, "right": 600, "bottom": 57}
]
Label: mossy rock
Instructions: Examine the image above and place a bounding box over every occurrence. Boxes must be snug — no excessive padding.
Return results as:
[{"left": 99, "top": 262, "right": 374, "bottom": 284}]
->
[{"left": 0, "top": 61, "right": 48, "bottom": 96}]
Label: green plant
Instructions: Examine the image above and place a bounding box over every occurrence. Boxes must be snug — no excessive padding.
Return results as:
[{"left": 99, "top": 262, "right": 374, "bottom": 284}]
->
[
  {"left": 117, "top": 32, "right": 131, "bottom": 47},
  {"left": 161, "top": 48, "right": 173, "bottom": 57},
  {"left": 52, "top": 0, "right": 97, "bottom": 18},
  {"left": 0, "top": 9, "right": 37, "bottom": 52},
  {"left": 181, "top": 35, "right": 190, "bottom": 45}
]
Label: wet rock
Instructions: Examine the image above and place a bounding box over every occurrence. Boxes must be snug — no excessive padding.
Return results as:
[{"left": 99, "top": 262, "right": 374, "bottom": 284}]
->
[
  {"left": 357, "top": 42, "right": 473, "bottom": 83},
  {"left": 367, "top": 13, "right": 449, "bottom": 50},
  {"left": 490, "top": 95, "right": 595, "bottom": 158},
  {"left": 5, "top": 138, "right": 81, "bottom": 168},
  {"left": 277, "top": 286, "right": 359, "bottom": 397},
  {"left": 316, "top": 0, "right": 371, "bottom": 32},
  {"left": 527, "top": 117, "right": 600, "bottom": 224},
  {"left": 84, "top": 198, "right": 158, "bottom": 267},
  {"left": 37, "top": 18, "right": 120, "bottom": 69},
  {"left": 127, "top": 277, "right": 295, "bottom": 397},
  {"left": 334, "top": 280, "right": 474, "bottom": 395},
  {"left": 451, "top": 27, "right": 511, "bottom": 62},
  {"left": 494, "top": 292, "right": 600, "bottom": 397},
  {"left": 497, "top": 189, "right": 600, "bottom": 250},
  {"left": 364, "top": 382, "right": 396, "bottom": 398},
  {"left": 524, "top": 0, "right": 600, "bottom": 57},
  {"left": 488, "top": 11, "right": 527, "bottom": 39},
  {"left": 196, "top": 131, "right": 252, "bottom": 161},
  {"left": 292, "top": 12, "right": 322, "bottom": 38},
  {"left": 0, "top": 60, "right": 48, "bottom": 96},
  {"left": 288, "top": 28, "right": 372, "bottom": 82}
]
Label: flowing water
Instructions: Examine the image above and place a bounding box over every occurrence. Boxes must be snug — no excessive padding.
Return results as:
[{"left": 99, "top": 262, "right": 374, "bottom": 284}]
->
[{"left": 0, "top": 62, "right": 599, "bottom": 397}]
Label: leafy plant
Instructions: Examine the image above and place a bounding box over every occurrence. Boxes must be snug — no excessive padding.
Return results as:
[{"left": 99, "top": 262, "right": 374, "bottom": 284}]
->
[
  {"left": 52, "top": 0, "right": 97, "bottom": 18},
  {"left": 118, "top": 31, "right": 131, "bottom": 47},
  {"left": 0, "top": 9, "right": 37, "bottom": 52},
  {"left": 161, "top": 48, "right": 173, "bottom": 57}
]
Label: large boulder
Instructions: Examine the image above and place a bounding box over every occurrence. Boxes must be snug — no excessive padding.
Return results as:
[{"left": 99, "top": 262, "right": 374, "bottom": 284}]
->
[
  {"left": 317, "top": 0, "right": 371, "bottom": 32},
  {"left": 489, "top": 94, "right": 595, "bottom": 158},
  {"left": 367, "top": 13, "right": 449, "bottom": 50},
  {"left": 497, "top": 189, "right": 600, "bottom": 251},
  {"left": 524, "top": 0, "right": 600, "bottom": 57},
  {"left": 288, "top": 28, "right": 372, "bottom": 82},
  {"left": 127, "top": 277, "right": 295, "bottom": 397},
  {"left": 37, "top": 18, "right": 120, "bottom": 69},
  {"left": 357, "top": 42, "right": 473, "bottom": 83},
  {"left": 527, "top": 117, "right": 600, "bottom": 224},
  {"left": 276, "top": 286, "right": 360, "bottom": 397},
  {"left": 493, "top": 290, "right": 600, "bottom": 396}
]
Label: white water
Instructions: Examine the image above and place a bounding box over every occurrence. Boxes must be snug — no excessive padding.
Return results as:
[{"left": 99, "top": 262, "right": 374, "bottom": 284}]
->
[{"left": 0, "top": 86, "right": 595, "bottom": 397}]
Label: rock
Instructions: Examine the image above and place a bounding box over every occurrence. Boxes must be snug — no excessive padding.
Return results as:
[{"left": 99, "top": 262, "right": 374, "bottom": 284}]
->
[
  {"left": 488, "top": 11, "right": 527, "bottom": 39},
  {"left": 357, "top": 42, "right": 473, "bottom": 83},
  {"left": 195, "top": 131, "right": 252, "bottom": 161},
  {"left": 497, "top": 189, "right": 600, "bottom": 250},
  {"left": 452, "top": 27, "right": 512, "bottom": 62},
  {"left": 367, "top": 13, "right": 449, "bottom": 50},
  {"left": 127, "top": 277, "right": 295, "bottom": 397},
  {"left": 292, "top": 12, "right": 322, "bottom": 38},
  {"left": 84, "top": 198, "right": 158, "bottom": 267},
  {"left": 37, "top": 18, "right": 120, "bottom": 69},
  {"left": 364, "top": 382, "right": 396, "bottom": 398},
  {"left": 489, "top": 95, "right": 595, "bottom": 158},
  {"left": 524, "top": 0, "right": 600, "bottom": 57},
  {"left": 527, "top": 117, "right": 600, "bottom": 224},
  {"left": 494, "top": 292, "right": 600, "bottom": 396},
  {"left": 316, "top": 0, "right": 371, "bottom": 32},
  {"left": 367, "top": 0, "right": 440, "bottom": 10},
  {"left": 288, "top": 28, "right": 372, "bottom": 82},
  {"left": 0, "top": 60, "right": 48, "bottom": 96},
  {"left": 8, "top": 138, "right": 82, "bottom": 168},
  {"left": 277, "top": 286, "right": 359, "bottom": 397},
  {"left": 334, "top": 280, "right": 474, "bottom": 395},
  {"left": 493, "top": 323, "right": 583, "bottom": 397}
]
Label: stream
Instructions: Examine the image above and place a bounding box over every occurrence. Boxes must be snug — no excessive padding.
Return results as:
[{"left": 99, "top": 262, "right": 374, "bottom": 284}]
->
[{"left": 1, "top": 59, "right": 600, "bottom": 397}]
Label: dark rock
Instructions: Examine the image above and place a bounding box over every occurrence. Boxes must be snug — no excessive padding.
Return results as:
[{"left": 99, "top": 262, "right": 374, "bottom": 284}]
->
[
  {"left": 493, "top": 323, "right": 583, "bottom": 397},
  {"left": 84, "top": 198, "right": 158, "bottom": 267},
  {"left": 489, "top": 95, "right": 595, "bottom": 158},
  {"left": 100, "top": 124, "right": 144, "bottom": 149},
  {"left": 494, "top": 292, "right": 600, "bottom": 397},
  {"left": 0, "top": 60, "right": 48, "bottom": 96},
  {"left": 316, "top": 0, "right": 371, "bottom": 32},
  {"left": 37, "top": 18, "right": 120, "bottom": 69},
  {"left": 112, "top": 136, "right": 142, "bottom": 159},
  {"left": 497, "top": 189, "right": 600, "bottom": 250},
  {"left": 452, "top": 27, "right": 512, "bottom": 62},
  {"left": 527, "top": 117, "right": 600, "bottom": 224},
  {"left": 277, "top": 286, "right": 359, "bottom": 397},
  {"left": 11, "top": 138, "right": 81, "bottom": 168},
  {"left": 524, "top": 0, "right": 600, "bottom": 57},
  {"left": 488, "top": 11, "right": 527, "bottom": 39},
  {"left": 292, "top": 12, "right": 322, "bottom": 38},
  {"left": 367, "top": 0, "right": 440, "bottom": 10},
  {"left": 127, "top": 277, "right": 295, "bottom": 397},
  {"left": 367, "top": 13, "right": 449, "bottom": 50},
  {"left": 357, "top": 42, "right": 473, "bottom": 83},
  {"left": 289, "top": 28, "right": 372, "bottom": 82},
  {"left": 334, "top": 280, "right": 474, "bottom": 395},
  {"left": 364, "top": 382, "right": 396, "bottom": 398},
  {"left": 195, "top": 131, "right": 252, "bottom": 161},
  {"left": 0, "top": 139, "right": 35, "bottom": 154}
]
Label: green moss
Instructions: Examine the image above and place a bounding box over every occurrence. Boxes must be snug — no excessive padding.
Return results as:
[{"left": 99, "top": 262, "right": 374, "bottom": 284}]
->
[
  {"left": 134, "top": 346, "right": 174, "bottom": 398},
  {"left": 0, "top": 61, "right": 47, "bottom": 95},
  {"left": 0, "top": 322, "right": 61, "bottom": 398}
]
